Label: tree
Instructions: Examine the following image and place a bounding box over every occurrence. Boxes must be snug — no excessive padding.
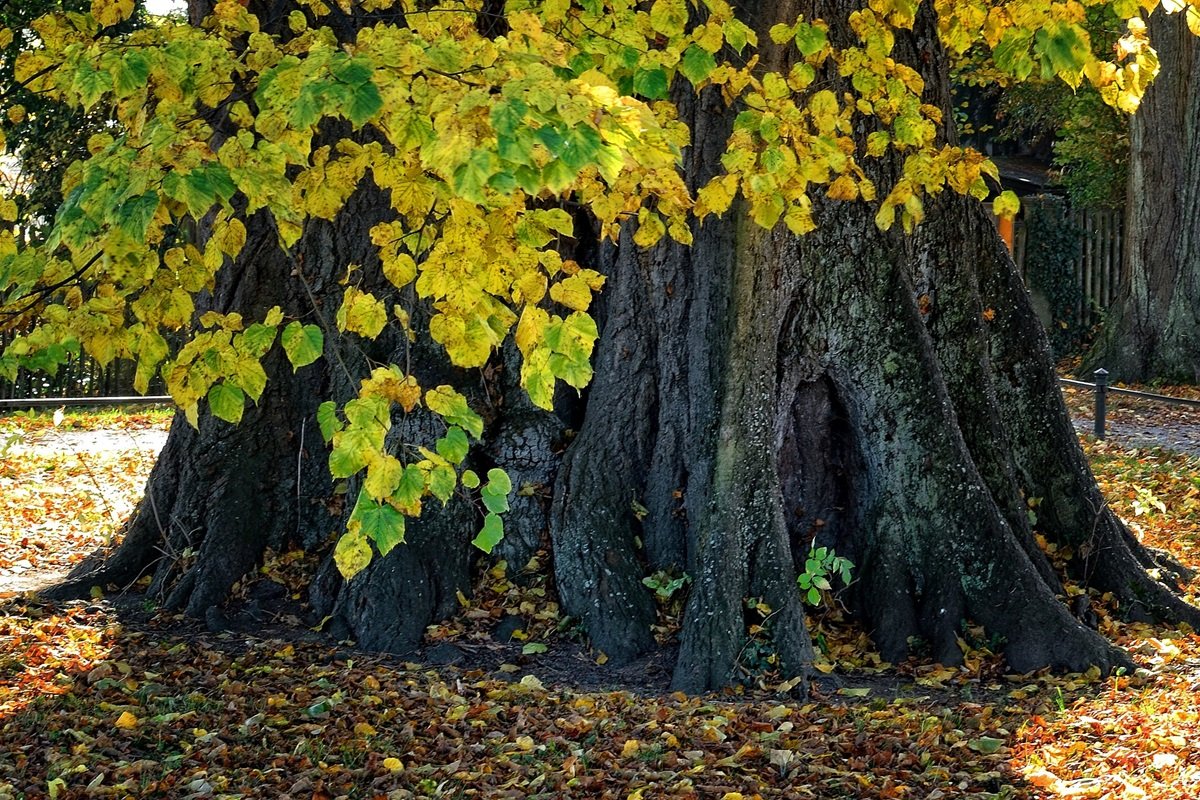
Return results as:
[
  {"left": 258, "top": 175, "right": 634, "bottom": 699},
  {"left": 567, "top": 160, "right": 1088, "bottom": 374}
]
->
[
  {"left": 0, "top": 0, "right": 152, "bottom": 245},
  {"left": 3, "top": 0, "right": 1197, "bottom": 692},
  {"left": 1084, "top": 8, "right": 1200, "bottom": 383}
]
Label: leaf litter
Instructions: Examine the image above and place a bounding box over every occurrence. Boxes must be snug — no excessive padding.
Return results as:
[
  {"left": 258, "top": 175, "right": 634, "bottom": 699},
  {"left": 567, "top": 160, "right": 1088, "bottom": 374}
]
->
[{"left": 2, "top": 409, "right": 1200, "bottom": 798}]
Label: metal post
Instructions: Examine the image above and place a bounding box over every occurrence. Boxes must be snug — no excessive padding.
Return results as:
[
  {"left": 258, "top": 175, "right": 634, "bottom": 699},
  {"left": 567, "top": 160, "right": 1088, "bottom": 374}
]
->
[{"left": 1093, "top": 368, "right": 1108, "bottom": 440}]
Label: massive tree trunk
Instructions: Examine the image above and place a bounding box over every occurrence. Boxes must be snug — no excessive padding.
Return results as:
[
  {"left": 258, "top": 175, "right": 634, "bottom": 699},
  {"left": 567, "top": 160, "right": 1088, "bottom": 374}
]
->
[
  {"left": 1085, "top": 10, "right": 1200, "bottom": 383},
  {"left": 52, "top": 0, "right": 1200, "bottom": 691}
]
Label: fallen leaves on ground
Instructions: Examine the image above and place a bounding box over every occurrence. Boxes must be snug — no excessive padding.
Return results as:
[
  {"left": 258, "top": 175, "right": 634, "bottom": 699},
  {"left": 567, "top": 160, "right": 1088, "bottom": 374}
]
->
[
  {"left": 4, "top": 408, "right": 1200, "bottom": 798},
  {"left": 0, "top": 410, "right": 170, "bottom": 591}
]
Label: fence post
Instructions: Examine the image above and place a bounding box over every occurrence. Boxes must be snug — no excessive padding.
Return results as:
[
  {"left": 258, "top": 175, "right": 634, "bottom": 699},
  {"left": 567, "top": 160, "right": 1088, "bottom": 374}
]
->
[{"left": 1093, "top": 368, "right": 1108, "bottom": 440}]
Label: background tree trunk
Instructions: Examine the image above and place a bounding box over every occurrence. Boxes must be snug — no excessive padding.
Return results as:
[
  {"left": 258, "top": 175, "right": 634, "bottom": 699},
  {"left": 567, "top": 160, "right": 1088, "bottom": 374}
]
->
[
  {"left": 53, "top": 0, "right": 1200, "bottom": 690},
  {"left": 1085, "top": 10, "right": 1200, "bottom": 383}
]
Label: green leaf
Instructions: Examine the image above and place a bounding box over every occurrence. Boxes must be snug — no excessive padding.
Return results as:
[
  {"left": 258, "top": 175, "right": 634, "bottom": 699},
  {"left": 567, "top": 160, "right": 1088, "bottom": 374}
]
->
[
  {"left": 633, "top": 67, "right": 669, "bottom": 100},
  {"left": 471, "top": 512, "right": 505, "bottom": 554},
  {"left": 316, "top": 401, "right": 343, "bottom": 442},
  {"left": 233, "top": 358, "right": 268, "bottom": 402},
  {"left": 994, "top": 30, "right": 1035, "bottom": 81},
  {"left": 207, "top": 383, "right": 245, "bottom": 423},
  {"left": 481, "top": 468, "right": 512, "bottom": 515},
  {"left": 485, "top": 467, "right": 512, "bottom": 495},
  {"left": 329, "top": 427, "right": 375, "bottom": 478},
  {"left": 334, "top": 531, "right": 373, "bottom": 579},
  {"left": 344, "top": 80, "right": 382, "bottom": 125},
  {"left": 282, "top": 321, "right": 324, "bottom": 370},
  {"left": 435, "top": 426, "right": 470, "bottom": 464},
  {"left": 74, "top": 61, "right": 113, "bottom": 109},
  {"left": 806, "top": 587, "right": 821, "bottom": 605},
  {"left": 349, "top": 490, "right": 406, "bottom": 557},
  {"left": 114, "top": 50, "right": 151, "bottom": 97},
  {"left": 424, "top": 386, "right": 483, "bottom": 438},
  {"left": 970, "top": 737, "right": 1005, "bottom": 755},
  {"left": 679, "top": 45, "right": 717, "bottom": 85},
  {"left": 330, "top": 54, "right": 374, "bottom": 86},
  {"left": 240, "top": 323, "right": 277, "bottom": 357},
  {"left": 794, "top": 23, "right": 828, "bottom": 57},
  {"left": 428, "top": 462, "right": 457, "bottom": 503},
  {"left": 117, "top": 192, "right": 159, "bottom": 241},
  {"left": 1035, "top": 23, "right": 1089, "bottom": 79},
  {"left": 393, "top": 464, "right": 426, "bottom": 509},
  {"left": 521, "top": 642, "right": 548, "bottom": 655},
  {"left": 461, "top": 469, "right": 480, "bottom": 489}
]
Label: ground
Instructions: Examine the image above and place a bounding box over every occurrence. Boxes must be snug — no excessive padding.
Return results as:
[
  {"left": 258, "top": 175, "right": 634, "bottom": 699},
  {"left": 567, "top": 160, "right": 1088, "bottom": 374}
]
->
[{"left": 2, "top": 394, "right": 1200, "bottom": 798}]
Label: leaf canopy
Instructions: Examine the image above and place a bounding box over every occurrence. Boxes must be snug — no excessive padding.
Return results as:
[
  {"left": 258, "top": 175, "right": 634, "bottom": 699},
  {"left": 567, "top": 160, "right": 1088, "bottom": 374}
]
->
[{"left": 0, "top": 0, "right": 1193, "bottom": 577}]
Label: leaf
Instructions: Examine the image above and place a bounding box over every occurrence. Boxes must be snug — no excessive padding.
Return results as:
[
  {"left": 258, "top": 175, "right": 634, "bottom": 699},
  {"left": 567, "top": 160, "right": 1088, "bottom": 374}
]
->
[
  {"left": 114, "top": 711, "right": 139, "bottom": 729},
  {"left": 993, "top": 190, "right": 1020, "bottom": 220},
  {"left": 435, "top": 426, "right": 470, "bottom": 464},
  {"left": 280, "top": 322, "right": 324, "bottom": 370},
  {"left": 794, "top": 22, "right": 828, "bottom": 57},
  {"left": 969, "top": 736, "right": 1005, "bottom": 754},
  {"left": 471, "top": 512, "right": 504, "bottom": 553},
  {"left": 481, "top": 468, "right": 512, "bottom": 514},
  {"left": 521, "top": 642, "right": 548, "bottom": 655},
  {"left": 350, "top": 491, "right": 406, "bottom": 556},
  {"left": 334, "top": 531, "right": 373, "bottom": 579},
  {"left": 633, "top": 67, "right": 669, "bottom": 100},
  {"left": 208, "top": 383, "right": 245, "bottom": 424},
  {"left": 424, "top": 386, "right": 484, "bottom": 438},
  {"left": 337, "top": 288, "right": 388, "bottom": 339},
  {"left": 680, "top": 45, "right": 717, "bottom": 85},
  {"left": 317, "top": 401, "right": 343, "bottom": 442}
]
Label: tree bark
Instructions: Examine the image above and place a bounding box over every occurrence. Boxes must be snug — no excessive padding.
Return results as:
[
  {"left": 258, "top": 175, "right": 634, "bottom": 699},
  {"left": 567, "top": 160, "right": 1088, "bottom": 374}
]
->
[
  {"left": 1085, "top": 10, "right": 1200, "bottom": 383},
  {"left": 51, "top": 0, "right": 1199, "bottom": 690}
]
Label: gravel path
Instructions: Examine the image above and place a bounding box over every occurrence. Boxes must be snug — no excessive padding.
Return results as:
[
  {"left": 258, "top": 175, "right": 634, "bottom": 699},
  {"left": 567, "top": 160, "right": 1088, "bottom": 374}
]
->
[
  {"left": 1072, "top": 418, "right": 1200, "bottom": 459},
  {"left": 8, "top": 427, "right": 169, "bottom": 456}
]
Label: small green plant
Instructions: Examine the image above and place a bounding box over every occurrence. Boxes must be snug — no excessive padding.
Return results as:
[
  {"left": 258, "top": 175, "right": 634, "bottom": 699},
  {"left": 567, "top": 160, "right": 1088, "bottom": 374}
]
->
[
  {"left": 797, "top": 546, "right": 854, "bottom": 606},
  {"left": 642, "top": 569, "right": 690, "bottom": 600}
]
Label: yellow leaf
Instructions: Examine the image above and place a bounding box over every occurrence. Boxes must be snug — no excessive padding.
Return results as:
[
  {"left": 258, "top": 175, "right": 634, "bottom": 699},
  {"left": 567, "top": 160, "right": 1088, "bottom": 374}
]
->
[
  {"left": 622, "top": 739, "right": 642, "bottom": 756},
  {"left": 992, "top": 190, "right": 1019, "bottom": 220},
  {"left": 334, "top": 531, "right": 373, "bottom": 579},
  {"left": 549, "top": 275, "right": 593, "bottom": 312},
  {"left": 515, "top": 735, "right": 536, "bottom": 751},
  {"left": 697, "top": 174, "right": 739, "bottom": 217},
  {"left": 826, "top": 175, "right": 859, "bottom": 201},
  {"left": 383, "top": 757, "right": 404, "bottom": 772},
  {"left": 633, "top": 208, "right": 666, "bottom": 247},
  {"left": 1025, "top": 767, "right": 1058, "bottom": 788},
  {"left": 354, "top": 722, "right": 377, "bottom": 737},
  {"left": 382, "top": 251, "right": 417, "bottom": 289},
  {"left": 337, "top": 287, "right": 388, "bottom": 339},
  {"left": 114, "top": 711, "right": 139, "bottom": 729},
  {"left": 93, "top": 0, "right": 135, "bottom": 26},
  {"left": 396, "top": 375, "right": 422, "bottom": 413}
]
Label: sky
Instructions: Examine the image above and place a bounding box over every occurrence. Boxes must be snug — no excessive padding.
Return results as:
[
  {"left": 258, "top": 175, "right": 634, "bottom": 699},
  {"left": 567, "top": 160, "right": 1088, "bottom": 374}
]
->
[{"left": 144, "top": 0, "right": 185, "bottom": 15}]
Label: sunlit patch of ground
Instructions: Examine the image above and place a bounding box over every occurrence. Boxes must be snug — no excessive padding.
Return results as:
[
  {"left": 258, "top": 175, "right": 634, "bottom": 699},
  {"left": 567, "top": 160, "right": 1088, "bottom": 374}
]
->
[{"left": 0, "top": 409, "right": 170, "bottom": 592}]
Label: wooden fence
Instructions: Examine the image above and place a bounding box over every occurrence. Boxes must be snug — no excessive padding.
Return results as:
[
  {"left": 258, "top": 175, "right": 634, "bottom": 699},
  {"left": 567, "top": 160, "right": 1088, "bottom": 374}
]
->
[{"left": 1011, "top": 197, "right": 1124, "bottom": 332}]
